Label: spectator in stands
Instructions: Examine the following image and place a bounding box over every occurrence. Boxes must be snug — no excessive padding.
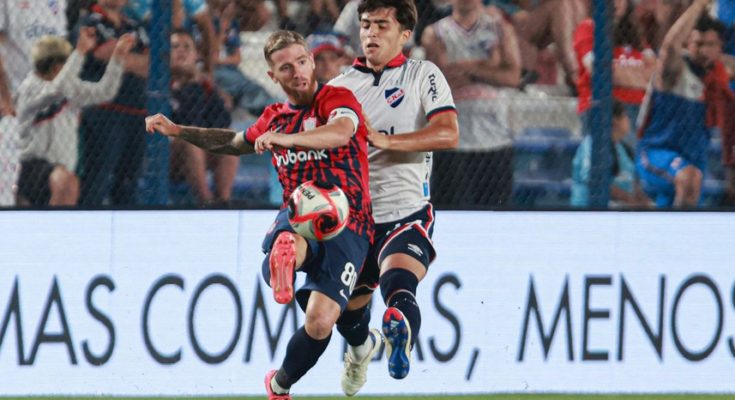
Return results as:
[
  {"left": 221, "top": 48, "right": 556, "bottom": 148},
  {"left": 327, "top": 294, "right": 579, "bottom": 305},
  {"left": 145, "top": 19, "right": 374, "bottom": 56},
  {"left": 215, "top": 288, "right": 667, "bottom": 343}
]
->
[
  {"left": 75, "top": 0, "right": 149, "bottom": 206},
  {"left": 573, "top": 0, "right": 655, "bottom": 147},
  {"left": 334, "top": 0, "right": 362, "bottom": 55},
  {"left": 0, "top": 0, "right": 68, "bottom": 206},
  {"left": 571, "top": 101, "right": 650, "bottom": 208},
  {"left": 15, "top": 31, "right": 133, "bottom": 207},
  {"left": 169, "top": 29, "right": 237, "bottom": 205},
  {"left": 307, "top": 31, "right": 350, "bottom": 82},
  {"left": 124, "top": 0, "right": 218, "bottom": 75},
  {"left": 423, "top": 0, "right": 521, "bottom": 206},
  {"left": 487, "top": 0, "right": 588, "bottom": 92},
  {"left": 637, "top": 0, "right": 724, "bottom": 208},
  {"left": 210, "top": 0, "right": 279, "bottom": 116}
]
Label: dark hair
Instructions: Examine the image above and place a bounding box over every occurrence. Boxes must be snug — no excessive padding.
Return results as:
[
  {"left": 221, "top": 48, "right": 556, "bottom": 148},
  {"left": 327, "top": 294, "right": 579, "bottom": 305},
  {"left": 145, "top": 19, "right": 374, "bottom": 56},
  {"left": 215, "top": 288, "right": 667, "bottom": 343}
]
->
[
  {"left": 171, "top": 27, "right": 195, "bottom": 39},
  {"left": 613, "top": 0, "right": 642, "bottom": 50},
  {"left": 357, "top": 0, "right": 418, "bottom": 31},
  {"left": 695, "top": 14, "right": 726, "bottom": 41}
]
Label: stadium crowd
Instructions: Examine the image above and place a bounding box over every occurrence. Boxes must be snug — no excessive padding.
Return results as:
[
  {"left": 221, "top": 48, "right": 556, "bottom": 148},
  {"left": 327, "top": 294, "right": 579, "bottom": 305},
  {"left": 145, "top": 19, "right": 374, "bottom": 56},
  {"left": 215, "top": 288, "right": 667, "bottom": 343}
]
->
[{"left": 1, "top": 0, "right": 735, "bottom": 208}]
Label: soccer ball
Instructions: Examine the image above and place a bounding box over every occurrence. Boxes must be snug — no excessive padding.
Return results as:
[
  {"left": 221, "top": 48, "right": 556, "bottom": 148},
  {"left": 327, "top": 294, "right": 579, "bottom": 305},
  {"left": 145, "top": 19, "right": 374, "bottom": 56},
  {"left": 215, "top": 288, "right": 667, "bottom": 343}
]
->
[{"left": 287, "top": 180, "right": 350, "bottom": 241}]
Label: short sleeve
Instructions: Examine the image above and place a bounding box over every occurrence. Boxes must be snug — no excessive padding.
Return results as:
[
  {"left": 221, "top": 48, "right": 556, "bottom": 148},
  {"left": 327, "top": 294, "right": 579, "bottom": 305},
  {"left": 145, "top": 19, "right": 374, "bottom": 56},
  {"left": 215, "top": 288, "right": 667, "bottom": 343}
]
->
[
  {"left": 418, "top": 61, "right": 456, "bottom": 120},
  {"left": 245, "top": 107, "right": 274, "bottom": 145},
  {"left": 318, "top": 86, "right": 363, "bottom": 124}
]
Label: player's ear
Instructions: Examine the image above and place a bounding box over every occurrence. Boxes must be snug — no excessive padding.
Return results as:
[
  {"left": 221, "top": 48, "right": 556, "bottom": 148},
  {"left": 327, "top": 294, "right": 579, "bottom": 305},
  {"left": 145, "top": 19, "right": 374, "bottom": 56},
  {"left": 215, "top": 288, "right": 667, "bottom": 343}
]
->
[
  {"left": 267, "top": 69, "right": 276, "bottom": 83},
  {"left": 400, "top": 29, "right": 412, "bottom": 46}
]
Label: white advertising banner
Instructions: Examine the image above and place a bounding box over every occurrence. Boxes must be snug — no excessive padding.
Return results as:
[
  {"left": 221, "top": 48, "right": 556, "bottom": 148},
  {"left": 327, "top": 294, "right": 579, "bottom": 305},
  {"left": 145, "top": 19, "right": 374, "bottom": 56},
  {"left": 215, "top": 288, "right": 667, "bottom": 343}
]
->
[{"left": 0, "top": 210, "right": 733, "bottom": 395}]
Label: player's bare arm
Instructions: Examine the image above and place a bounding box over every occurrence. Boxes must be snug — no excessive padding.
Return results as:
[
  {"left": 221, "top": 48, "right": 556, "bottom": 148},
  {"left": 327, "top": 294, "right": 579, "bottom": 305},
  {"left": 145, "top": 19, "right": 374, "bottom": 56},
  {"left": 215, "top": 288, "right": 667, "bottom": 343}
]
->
[
  {"left": 367, "top": 112, "right": 458, "bottom": 151},
  {"left": 658, "top": 0, "right": 711, "bottom": 90},
  {"left": 254, "top": 116, "right": 356, "bottom": 154},
  {"left": 145, "top": 113, "right": 254, "bottom": 155}
]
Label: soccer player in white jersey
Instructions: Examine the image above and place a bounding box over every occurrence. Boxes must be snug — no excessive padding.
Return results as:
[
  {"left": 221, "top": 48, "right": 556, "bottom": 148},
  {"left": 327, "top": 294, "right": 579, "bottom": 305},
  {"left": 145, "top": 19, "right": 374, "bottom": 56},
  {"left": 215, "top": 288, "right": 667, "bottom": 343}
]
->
[{"left": 328, "top": 0, "right": 458, "bottom": 394}]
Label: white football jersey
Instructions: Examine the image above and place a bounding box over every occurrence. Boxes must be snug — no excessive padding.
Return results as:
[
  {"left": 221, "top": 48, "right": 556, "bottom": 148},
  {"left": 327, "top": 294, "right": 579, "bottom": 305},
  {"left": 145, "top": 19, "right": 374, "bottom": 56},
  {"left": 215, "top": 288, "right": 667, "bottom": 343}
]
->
[
  {"left": 329, "top": 54, "right": 456, "bottom": 223},
  {"left": 0, "top": 0, "right": 68, "bottom": 91}
]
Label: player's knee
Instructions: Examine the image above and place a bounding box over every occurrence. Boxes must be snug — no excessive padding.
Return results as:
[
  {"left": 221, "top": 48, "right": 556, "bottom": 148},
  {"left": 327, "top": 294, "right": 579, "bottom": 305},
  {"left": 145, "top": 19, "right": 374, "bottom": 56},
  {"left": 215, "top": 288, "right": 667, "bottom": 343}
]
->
[
  {"left": 379, "top": 268, "right": 419, "bottom": 305},
  {"left": 304, "top": 312, "right": 335, "bottom": 339}
]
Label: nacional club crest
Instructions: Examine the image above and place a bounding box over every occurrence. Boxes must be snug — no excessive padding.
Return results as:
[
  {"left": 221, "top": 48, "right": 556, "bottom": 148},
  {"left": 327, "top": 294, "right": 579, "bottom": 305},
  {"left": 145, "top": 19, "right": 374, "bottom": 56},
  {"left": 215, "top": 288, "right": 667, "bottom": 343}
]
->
[{"left": 385, "top": 87, "right": 405, "bottom": 108}]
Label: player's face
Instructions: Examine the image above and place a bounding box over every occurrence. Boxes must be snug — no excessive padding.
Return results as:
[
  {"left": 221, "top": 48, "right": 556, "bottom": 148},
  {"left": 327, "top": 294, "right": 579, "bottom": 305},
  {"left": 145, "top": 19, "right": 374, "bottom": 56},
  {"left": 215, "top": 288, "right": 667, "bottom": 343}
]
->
[
  {"left": 359, "top": 7, "right": 411, "bottom": 70},
  {"left": 170, "top": 33, "right": 198, "bottom": 70},
  {"left": 687, "top": 30, "right": 722, "bottom": 69},
  {"left": 268, "top": 43, "right": 317, "bottom": 102}
]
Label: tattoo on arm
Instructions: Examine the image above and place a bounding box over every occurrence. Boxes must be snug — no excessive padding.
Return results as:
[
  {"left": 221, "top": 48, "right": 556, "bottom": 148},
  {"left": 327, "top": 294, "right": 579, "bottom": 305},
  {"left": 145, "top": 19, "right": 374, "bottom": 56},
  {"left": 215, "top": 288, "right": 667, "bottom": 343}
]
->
[{"left": 179, "top": 126, "right": 254, "bottom": 155}]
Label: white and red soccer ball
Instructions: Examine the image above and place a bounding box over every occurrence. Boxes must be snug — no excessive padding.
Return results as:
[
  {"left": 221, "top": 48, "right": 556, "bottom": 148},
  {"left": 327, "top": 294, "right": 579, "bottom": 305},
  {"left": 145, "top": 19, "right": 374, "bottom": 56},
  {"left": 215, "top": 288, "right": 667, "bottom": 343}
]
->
[{"left": 287, "top": 180, "right": 350, "bottom": 241}]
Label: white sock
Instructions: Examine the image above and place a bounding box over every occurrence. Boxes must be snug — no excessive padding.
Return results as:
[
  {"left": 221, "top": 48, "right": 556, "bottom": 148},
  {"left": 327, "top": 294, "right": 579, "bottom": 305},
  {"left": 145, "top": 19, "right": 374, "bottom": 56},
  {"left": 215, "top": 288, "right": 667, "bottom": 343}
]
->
[
  {"left": 270, "top": 376, "right": 289, "bottom": 395},
  {"left": 348, "top": 332, "right": 375, "bottom": 361}
]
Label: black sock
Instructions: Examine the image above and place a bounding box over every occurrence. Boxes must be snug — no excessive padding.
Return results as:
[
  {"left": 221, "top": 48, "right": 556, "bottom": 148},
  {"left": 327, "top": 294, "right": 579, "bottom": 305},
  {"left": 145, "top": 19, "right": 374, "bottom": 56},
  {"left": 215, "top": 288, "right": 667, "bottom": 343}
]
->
[
  {"left": 336, "top": 305, "right": 371, "bottom": 347},
  {"left": 276, "top": 326, "right": 331, "bottom": 389},
  {"left": 389, "top": 292, "right": 421, "bottom": 348}
]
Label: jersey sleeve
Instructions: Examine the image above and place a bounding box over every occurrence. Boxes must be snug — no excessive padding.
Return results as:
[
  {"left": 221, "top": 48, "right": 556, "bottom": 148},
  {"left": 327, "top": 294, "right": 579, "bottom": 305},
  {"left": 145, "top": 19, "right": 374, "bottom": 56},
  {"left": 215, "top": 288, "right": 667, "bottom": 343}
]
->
[
  {"left": 244, "top": 107, "right": 274, "bottom": 145},
  {"left": 418, "top": 61, "right": 456, "bottom": 120},
  {"left": 318, "top": 86, "right": 363, "bottom": 133}
]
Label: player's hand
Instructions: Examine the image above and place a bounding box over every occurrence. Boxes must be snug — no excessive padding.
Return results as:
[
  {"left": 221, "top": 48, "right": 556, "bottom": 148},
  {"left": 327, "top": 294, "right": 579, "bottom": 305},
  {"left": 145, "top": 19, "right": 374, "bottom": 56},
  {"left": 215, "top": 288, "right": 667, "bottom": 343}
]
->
[
  {"left": 254, "top": 131, "right": 292, "bottom": 154},
  {"left": 112, "top": 33, "right": 136, "bottom": 60},
  {"left": 367, "top": 128, "right": 391, "bottom": 149},
  {"left": 145, "top": 113, "right": 181, "bottom": 137},
  {"left": 76, "top": 26, "right": 98, "bottom": 54}
]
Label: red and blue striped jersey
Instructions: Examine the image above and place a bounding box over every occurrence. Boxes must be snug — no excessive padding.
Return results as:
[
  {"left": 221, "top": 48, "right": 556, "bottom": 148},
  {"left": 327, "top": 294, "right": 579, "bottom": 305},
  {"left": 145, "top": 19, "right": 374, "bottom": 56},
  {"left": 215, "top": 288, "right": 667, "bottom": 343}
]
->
[{"left": 245, "top": 84, "right": 374, "bottom": 240}]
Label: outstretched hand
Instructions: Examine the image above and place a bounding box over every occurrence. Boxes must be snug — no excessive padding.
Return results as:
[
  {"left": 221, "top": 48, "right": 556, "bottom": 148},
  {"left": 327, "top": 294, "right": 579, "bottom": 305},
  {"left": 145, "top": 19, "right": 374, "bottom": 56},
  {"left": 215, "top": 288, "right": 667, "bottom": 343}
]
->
[
  {"left": 145, "top": 113, "right": 181, "bottom": 137},
  {"left": 76, "top": 27, "right": 98, "bottom": 54}
]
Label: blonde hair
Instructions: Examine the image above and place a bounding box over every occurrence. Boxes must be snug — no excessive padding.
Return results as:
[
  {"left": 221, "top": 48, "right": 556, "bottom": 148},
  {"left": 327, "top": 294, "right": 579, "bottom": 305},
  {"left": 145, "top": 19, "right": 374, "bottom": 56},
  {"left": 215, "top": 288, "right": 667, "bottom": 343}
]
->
[
  {"left": 31, "top": 35, "right": 72, "bottom": 75},
  {"left": 263, "top": 30, "right": 308, "bottom": 65}
]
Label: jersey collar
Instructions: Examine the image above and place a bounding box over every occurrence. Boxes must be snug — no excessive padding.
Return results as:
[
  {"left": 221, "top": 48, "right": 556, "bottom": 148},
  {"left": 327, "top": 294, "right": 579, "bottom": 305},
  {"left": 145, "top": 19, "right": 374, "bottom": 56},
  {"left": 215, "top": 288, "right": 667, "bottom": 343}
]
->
[{"left": 352, "top": 52, "right": 407, "bottom": 73}]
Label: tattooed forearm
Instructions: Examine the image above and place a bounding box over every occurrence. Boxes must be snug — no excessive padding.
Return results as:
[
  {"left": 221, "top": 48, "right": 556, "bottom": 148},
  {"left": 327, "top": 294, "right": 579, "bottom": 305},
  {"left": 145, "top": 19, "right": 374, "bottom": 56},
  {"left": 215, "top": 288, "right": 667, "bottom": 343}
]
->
[{"left": 179, "top": 126, "right": 254, "bottom": 155}]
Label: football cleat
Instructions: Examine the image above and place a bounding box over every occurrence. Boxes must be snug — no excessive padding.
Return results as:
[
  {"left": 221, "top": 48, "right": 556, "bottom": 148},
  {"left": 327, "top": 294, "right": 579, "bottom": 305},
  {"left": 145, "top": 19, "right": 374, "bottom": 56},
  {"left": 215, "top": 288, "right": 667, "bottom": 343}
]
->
[
  {"left": 269, "top": 232, "right": 296, "bottom": 304},
  {"left": 382, "top": 307, "right": 412, "bottom": 379},
  {"left": 341, "top": 328, "right": 384, "bottom": 396},
  {"left": 264, "top": 369, "right": 291, "bottom": 400}
]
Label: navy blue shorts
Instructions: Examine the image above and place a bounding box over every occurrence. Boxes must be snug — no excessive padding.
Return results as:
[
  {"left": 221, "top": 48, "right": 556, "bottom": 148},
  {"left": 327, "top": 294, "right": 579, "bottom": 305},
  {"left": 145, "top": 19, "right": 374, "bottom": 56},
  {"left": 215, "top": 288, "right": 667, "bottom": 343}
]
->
[
  {"left": 353, "top": 204, "right": 436, "bottom": 295},
  {"left": 261, "top": 208, "right": 370, "bottom": 311}
]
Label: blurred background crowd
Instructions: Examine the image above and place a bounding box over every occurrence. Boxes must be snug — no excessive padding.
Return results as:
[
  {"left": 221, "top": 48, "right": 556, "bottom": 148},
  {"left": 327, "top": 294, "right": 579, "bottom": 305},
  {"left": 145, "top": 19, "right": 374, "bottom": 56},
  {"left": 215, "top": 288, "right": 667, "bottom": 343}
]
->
[{"left": 1, "top": 0, "right": 734, "bottom": 209}]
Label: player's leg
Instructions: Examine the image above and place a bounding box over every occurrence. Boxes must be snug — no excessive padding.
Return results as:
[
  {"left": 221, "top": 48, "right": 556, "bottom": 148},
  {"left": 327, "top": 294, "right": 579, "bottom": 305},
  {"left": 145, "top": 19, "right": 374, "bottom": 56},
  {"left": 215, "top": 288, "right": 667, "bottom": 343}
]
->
[
  {"left": 380, "top": 255, "right": 426, "bottom": 380},
  {"left": 338, "top": 239, "right": 383, "bottom": 396},
  {"left": 377, "top": 207, "right": 436, "bottom": 379},
  {"left": 266, "top": 292, "right": 341, "bottom": 399},
  {"left": 266, "top": 229, "right": 369, "bottom": 398},
  {"left": 338, "top": 292, "right": 383, "bottom": 396}
]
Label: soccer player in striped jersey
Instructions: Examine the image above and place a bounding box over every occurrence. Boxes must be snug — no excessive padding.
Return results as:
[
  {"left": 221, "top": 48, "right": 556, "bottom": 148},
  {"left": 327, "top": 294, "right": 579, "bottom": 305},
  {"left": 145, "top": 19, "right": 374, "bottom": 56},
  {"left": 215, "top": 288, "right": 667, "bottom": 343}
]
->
[
  {"left": 146, "top": 30, "right": 374, "bottom": 400},
  {"left": 327, "top": 0, "right": 459, "bottom": 394}
]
